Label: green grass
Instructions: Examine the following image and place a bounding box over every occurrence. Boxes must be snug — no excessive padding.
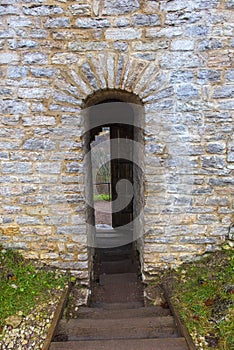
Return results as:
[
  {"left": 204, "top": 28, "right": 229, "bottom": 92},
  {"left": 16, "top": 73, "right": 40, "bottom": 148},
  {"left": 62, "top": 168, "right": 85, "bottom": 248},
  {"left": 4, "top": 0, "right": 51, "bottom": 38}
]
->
[
  {"left": 94, "top": 193, "right": 112, "bottom": 201},
  {"left": 170, "top": 249, "right": 234, "bottom": 349},
  {"left": 0, "top": 246, "right": 67, "bottom": 331}
]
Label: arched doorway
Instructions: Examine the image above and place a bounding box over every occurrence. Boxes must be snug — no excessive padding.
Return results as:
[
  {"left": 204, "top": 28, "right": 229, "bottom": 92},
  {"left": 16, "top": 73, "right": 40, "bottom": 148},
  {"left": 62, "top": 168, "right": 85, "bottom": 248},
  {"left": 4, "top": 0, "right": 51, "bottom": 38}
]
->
[{"left": 83, "top": 91, "right": 144, "bottom": 282}]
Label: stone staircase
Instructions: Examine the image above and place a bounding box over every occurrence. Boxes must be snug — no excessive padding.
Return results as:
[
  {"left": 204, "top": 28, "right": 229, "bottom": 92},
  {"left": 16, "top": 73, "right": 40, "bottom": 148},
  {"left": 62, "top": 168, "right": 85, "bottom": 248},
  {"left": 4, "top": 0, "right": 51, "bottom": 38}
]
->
[{"left": 50, "top": 244, "right": 189, "bottom": 350}]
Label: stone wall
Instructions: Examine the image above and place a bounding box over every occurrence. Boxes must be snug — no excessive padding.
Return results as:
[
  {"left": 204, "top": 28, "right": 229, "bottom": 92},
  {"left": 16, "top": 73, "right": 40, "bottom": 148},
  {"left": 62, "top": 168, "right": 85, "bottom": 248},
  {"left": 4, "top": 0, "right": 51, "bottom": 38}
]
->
[{"left": 0, "top": 0, "right": 233, "bottom": 284}]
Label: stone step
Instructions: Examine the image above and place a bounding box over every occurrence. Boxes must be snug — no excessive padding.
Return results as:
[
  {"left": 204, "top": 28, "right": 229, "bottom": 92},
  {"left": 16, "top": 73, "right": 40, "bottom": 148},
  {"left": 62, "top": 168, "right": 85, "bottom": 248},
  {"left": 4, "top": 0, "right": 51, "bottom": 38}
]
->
[
  {"left": 77, "top": 305, "right": 171, "bottom": 319},
  {"left": 99, "top": 272, "right": 138, "bottom": 285},
  {"left": 96, "top": 258, "right": 138, "bottom": 274},
  {"left": 91, "top": 273, "right": 144, "bottom": 304},
  {"left": 50, "top": 337, "right": 188, "bottom": 350},
  {"left": 95, "top": 237, "right": 133, "bottom": 249},
  {"left": 90, "top": 301, "right": 144, "bottom": 309},
  {"left": 97, "top": 252, "right": 133, "bottom": 262},
  {"left": 55, "top": 316, "right": 177, "bottom": 341}
]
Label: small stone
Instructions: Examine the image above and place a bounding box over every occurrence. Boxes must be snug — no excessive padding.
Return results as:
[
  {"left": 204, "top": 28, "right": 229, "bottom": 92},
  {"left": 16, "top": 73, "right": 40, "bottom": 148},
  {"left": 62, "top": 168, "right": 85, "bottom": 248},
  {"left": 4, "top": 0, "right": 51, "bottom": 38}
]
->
[{"left": 5, "top": 315, "right": 22, "bottom": 328}]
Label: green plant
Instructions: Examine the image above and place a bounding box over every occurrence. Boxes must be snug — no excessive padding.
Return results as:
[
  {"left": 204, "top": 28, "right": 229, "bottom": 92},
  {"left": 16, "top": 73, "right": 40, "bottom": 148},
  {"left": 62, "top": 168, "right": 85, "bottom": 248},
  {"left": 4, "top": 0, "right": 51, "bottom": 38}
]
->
[
  {"left": 94, "top": 193, "right": 112, "bottom": 201},
  {"left": 0, "top": 246, "right": 67, "bottom": 330},
  {"left": 171, "top": 250, "right": 234, "bottom": 349}
]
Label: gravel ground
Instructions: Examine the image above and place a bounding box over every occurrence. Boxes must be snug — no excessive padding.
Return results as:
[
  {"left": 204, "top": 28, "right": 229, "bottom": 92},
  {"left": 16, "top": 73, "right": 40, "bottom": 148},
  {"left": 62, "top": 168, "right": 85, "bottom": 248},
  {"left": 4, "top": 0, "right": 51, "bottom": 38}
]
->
[{"left": 0, "top": 288, "right": 65, "bottom": 350}]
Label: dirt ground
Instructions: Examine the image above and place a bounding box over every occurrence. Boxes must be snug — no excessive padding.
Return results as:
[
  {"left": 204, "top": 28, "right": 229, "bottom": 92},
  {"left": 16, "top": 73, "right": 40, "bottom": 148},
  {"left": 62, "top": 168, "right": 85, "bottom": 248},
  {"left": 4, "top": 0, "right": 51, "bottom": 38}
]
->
[{"left": 94, "top": 201, "right": 112, "bottom": 226}]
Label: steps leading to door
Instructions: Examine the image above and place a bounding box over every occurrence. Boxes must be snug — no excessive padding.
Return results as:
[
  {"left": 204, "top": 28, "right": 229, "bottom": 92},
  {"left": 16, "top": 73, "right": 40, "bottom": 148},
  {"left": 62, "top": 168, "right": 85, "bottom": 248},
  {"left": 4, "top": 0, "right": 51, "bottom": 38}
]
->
[{"left": 50, "top": 244, "right": 189, "bottom": 350}]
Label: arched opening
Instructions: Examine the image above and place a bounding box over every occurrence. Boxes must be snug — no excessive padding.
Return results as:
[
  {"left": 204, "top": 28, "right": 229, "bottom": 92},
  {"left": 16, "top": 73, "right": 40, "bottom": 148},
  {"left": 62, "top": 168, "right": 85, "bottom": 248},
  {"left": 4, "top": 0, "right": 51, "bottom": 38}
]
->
[{"left": 83, "top": 90, "right": 144, "bottom": 289}]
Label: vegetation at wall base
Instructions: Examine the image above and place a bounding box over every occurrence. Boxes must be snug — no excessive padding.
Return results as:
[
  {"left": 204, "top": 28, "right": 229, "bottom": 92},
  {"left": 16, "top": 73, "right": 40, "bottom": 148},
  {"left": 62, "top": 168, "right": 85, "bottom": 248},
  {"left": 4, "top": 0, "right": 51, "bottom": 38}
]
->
[
  {"left": 170, "top": 248, "right": 234, "bottom": 350},
  {"left": 0, "top": 245, "right": 67, "bottom": 336}
]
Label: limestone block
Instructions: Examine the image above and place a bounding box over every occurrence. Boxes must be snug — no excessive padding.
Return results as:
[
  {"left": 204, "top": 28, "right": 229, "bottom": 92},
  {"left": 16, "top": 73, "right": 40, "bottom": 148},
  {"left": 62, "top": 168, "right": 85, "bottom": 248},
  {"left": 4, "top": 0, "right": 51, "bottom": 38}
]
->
[
  {"left": 53, "top": 91, "right": 80, "bottom": 105},
  {"left": 0, "top": 5, "right": 18, "bottom": 15},
  {"left": 208, "top": 51, "right": 232, "bottom": 67},
  {"left": 132, "top": 40, "right": 168, "bottom": 51},
  {"left": 145, "top": 100, "right": 174, "bottom": 112},
  {"left": 40, "top": 252, "right": 59, "bottom": 260},
  {"left": 22, "top": 5, "right": 63, "bottom": 16},
  {"left": 198, "top": 38, "right": 223, "bottom": 51},
  {"left": 225, "top": 69, "right": 234, "bottom": 82},
  {"left": 29, "top": 29, "right": 47, "bottom": 39},
  {"left": 0, "top": 152, "right": 9, "bottom": 160},
  {"left": 7, "top": 66, "right": 28, "bottom": 79},
  {"left": 218, "top": 100, "right": 234, "bottom": 110},
  {"left": 57, "top": 226, "right": 86, "bottom": 235},
  {"left": 8, "top": 18, "right": 32, "bottom": 28},
  {"left": 75, "top": 18, "right": 110, "bottom": 28},
  {"left": 132, "top": 14, "right": 160, "bottom": 27},
  {"left": 16, "top": 216, "right": 40, "bottom": 225},
  {"left": 114, "top": 17, "right": 130, "bottom": 27},
  {"left": 158, "top": 52, "right": 200, "bottom": 69},
  {"left": 67, "top": 4, "right": 91, "bottom": 16},
  {"left": 170, "top": 70, "right": 194, "bottom": 83},
  {"left": 171, "top": 39, "right": 194, "bottom": 51},
  {"left": 146, "top": 27, "right": 183, "bottom": 38},
  {"left": 165, "top": 11, "right": 202, "bottom": 25},
  {"left": 227, "top": 139, "right": 234, "bottom": 162},
  {"left": 35, "top": 162, "right": 61, "bottom": 174},
  {"left": 213, "top": 85, "right": 234, "bottom": 99},
  {"left": 44, "top": 18, "right": 70, "bottom": 29},
  {"left": 0, "top": 30, "right": 15, "bottom": 38},
  {"left": 176, "top": 84, "right": 200, "bottom": 99},
  {"left": 103, "top": 0, "right": 140, "bottom": 15},
  {"left": 143, "top": 0, "right": 159, "bottom": 13},
  {"left": 8, "top": 39, "right": 38, "bottom": 49},
  {"left": 197, "top": 69, "right": 222, "bottom": 84},
  {"left": 23, "top": 139, "right": 56, "bottom": 151},
  {"left": 0, "top": 53, "right": 19, "bottom": 64},
  {"left": 23, "top": 52, "right": 48, "bottom": 65},
  {"left": 105, "top": 28, "right": 142, "bottom": 40},
  {"left": 1, "top": 162, "right": 32, "bottom": 174},
  {"left": 51, "top": 53, "right": 78, "bottom": 64},
  {"left": 185, "top": 25, "right": 209, "bottom": 37},
  {"left": 4, "top": 242, "right": 29, "bottom": 250},
  {"left": 18, "top": 88, "right": 51, "bottom": 99},
  {"left": 206, "top": 143, "right": 226, "bottom": 154}
]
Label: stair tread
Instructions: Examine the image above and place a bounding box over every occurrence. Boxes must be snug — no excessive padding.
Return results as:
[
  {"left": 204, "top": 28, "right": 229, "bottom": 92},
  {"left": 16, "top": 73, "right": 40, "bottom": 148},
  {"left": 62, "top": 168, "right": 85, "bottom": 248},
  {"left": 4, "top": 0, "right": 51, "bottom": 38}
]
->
[
  {"left": 55, "top": 316, "right": 178, "bottom": 341},
  {"left": 96, "top": 259, "right": 138, "bottom": 274},
  {"left": 50, "top": 337, "right": 189, "bottom": 350},
  {"left": 77, "top": 305, "right": 171, "bottom": 318},
  {"left": 60, "top": 315, "right": 175, "bottom": 327},
  {"left": 90, "top": 301, "right": 144, "bottom": 309},
  {"left": 99, "top": 272, "right": 138, "bottom": 284}
]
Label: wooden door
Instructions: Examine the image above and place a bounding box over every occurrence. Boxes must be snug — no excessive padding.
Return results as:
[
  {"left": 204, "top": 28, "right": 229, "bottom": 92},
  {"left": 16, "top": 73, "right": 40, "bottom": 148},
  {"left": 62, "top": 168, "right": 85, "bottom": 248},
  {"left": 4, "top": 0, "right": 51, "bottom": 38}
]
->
[{"left": 110, "top": 124, "right": 134, "bottom": 228}]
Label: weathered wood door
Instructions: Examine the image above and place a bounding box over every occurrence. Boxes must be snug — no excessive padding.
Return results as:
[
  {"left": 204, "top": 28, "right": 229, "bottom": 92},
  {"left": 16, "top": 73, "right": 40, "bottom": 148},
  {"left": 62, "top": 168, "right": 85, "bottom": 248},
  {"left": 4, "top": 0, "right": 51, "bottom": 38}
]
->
[{"left": 110, "top": 124, "right": 134, "bottom": 228}]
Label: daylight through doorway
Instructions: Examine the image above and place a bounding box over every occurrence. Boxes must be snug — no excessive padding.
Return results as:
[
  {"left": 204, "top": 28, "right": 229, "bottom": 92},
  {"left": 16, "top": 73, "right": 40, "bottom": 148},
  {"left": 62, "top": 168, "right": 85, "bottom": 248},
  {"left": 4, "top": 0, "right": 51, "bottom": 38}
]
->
[{"left": 84, "top": 96, "right": 144, "bottom": 251}]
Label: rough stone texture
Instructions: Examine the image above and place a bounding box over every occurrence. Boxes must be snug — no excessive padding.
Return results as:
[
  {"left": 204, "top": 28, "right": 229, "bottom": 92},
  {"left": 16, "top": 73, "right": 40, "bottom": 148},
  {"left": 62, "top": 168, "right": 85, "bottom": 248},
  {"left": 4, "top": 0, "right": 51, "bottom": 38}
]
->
[{"left": 0, "top": 0, "right": 233, "bottom": 286}]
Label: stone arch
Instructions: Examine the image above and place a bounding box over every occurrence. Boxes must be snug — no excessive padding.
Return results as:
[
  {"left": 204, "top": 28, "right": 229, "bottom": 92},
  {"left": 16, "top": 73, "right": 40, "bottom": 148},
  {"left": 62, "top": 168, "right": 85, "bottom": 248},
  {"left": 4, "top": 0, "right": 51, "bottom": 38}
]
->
[{"left": 52, "top": 53, "right": 172, "bottom": 108}]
